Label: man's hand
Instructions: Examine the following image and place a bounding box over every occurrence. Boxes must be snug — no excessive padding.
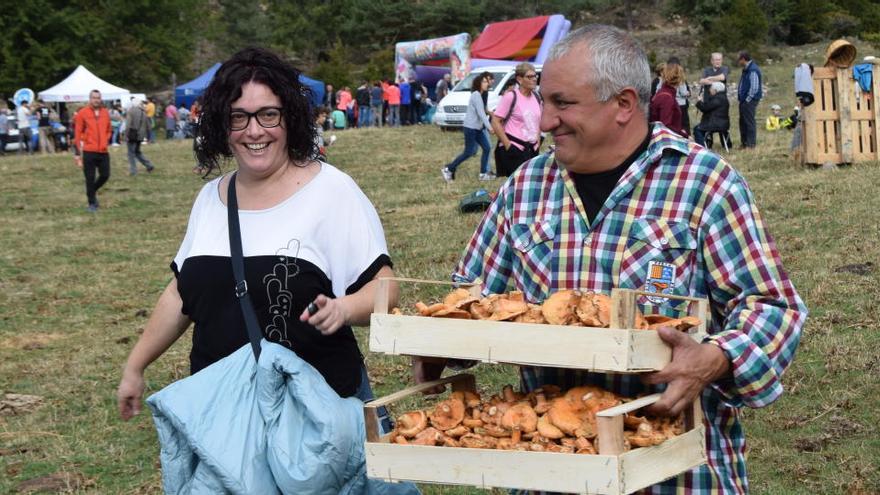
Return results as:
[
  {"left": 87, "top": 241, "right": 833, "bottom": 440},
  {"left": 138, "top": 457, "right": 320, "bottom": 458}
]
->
[
  {"left": 74, "top": 155, "right": 83, "bottom": 169},
  {"left": 642, "top": 326, "right": 731, "bottom": 416},
  {"left": 411, "top": 356, "right": 447, "bottom": 395}
]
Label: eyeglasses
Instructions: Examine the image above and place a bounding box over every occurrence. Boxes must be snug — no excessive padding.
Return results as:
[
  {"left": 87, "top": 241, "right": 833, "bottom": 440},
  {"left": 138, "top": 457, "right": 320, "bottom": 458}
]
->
[
  {"left": 521, "top": 74, "right": 538, "bottom": 80},
  {"left": 229, "top": 107, "right": 283, "bottom": 131}
]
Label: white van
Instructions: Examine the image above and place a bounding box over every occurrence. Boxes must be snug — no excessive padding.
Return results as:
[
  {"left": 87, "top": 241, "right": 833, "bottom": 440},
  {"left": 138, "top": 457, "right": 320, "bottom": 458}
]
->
[{"left": 432, "top": 65, "right": 541, "bottom": 130}]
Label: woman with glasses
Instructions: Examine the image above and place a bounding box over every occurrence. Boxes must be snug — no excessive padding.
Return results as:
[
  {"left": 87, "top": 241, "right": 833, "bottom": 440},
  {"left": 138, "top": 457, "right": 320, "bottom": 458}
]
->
[
  {"left": 117, "top": 47, "right": 399, "bottom": 425},
  {"left": 441, "top": 73, "right": 494, "bottom": 181},
  {"left": 490, "top": 62, "right": 543, "bottom": 177}
]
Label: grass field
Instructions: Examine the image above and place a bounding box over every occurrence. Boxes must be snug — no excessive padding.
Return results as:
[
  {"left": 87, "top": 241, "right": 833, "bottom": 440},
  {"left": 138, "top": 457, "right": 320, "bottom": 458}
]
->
[{"left": 2, "top": 52, "right": 880, "bottom": 492}]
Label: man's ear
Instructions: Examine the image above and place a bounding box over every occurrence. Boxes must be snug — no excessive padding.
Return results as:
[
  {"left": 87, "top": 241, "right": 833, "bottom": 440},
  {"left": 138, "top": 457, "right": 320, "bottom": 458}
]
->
[{"left": 614, "top": 87, "right": 640, "bottom": 126}]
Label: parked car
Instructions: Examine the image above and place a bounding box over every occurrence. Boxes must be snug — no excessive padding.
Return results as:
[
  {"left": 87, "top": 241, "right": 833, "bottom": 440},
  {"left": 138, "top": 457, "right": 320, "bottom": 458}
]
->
[
  {"left": 432, "top": 65, "right": 542, "bottom": 130},
  {"left": 3, "top": 114, "right": 21, "bottom": 152}
]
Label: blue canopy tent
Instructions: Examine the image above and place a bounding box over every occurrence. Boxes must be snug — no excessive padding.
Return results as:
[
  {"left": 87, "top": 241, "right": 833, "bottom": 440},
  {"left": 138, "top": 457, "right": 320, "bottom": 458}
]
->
[
  {"left": 175, "top": 63, "right": 221, "bottom": 108},
  {"left": 175, "top": 62, "right": 325, "bottom": 109}
]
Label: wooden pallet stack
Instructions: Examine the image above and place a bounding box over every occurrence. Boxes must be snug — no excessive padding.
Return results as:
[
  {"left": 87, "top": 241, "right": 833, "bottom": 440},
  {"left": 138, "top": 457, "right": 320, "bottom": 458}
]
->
[{"left": 801, "top": 41, "right": 880, "bottom": 165}]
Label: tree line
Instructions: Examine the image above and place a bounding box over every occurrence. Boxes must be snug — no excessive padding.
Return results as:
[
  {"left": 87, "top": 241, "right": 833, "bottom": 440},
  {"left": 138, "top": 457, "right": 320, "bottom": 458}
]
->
[{"left": 1, "top": 0, "right": 877, "bottom": 99}]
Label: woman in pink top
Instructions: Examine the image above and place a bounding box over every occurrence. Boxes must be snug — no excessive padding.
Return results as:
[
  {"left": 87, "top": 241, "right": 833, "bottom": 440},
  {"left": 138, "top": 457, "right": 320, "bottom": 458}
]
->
[{"left": 490, "top": 63, "right": 543, "bottom": 177}]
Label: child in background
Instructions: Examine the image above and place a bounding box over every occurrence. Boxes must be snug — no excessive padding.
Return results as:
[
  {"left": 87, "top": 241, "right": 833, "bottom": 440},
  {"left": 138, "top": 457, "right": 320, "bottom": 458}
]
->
[
  {"left": 313, "top": 106, "right": 336, "bottom": 161},
  {"left": 330, "top": 108, "right": 347, "bottom": 130},
  {"left": 765, "top": 104, "right": 783, "bottom": 131}
]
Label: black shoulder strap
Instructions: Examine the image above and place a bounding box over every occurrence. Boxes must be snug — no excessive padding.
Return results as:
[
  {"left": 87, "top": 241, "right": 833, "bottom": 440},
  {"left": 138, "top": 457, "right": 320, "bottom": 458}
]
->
[{"left": 226, "top": 173, "right": 264, "bottom": 361}]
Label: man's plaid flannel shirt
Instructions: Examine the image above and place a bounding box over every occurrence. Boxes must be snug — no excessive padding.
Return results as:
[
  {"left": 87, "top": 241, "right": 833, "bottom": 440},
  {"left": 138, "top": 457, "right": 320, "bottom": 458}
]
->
[{"left": 453, "top": 124, "right": 806, "bottom": 493}]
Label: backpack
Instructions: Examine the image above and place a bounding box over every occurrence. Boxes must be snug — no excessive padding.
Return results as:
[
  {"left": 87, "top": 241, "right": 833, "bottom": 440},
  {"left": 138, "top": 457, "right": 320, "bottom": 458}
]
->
[{"left": 459, "top": 188, "right": 493, "bottom": 213}]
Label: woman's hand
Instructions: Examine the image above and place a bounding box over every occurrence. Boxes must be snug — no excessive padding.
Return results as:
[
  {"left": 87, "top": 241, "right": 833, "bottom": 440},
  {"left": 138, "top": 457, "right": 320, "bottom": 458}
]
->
[
  {"left": 117, "top": 367, "right": 145, "bottom": 421},
  {"left": 300, "top": 294, "right": 350, "bottom": 335}
]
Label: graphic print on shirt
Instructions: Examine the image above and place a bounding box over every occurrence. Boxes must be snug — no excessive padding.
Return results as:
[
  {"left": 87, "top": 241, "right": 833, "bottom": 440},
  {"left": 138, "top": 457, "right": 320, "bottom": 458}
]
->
[{"left": 263, "top": 238, "right": 302, "bottom": 347}]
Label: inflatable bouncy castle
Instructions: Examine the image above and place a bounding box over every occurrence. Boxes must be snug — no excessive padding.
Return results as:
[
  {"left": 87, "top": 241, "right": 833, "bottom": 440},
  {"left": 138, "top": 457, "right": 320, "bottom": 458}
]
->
[{"left": 394, "top": 15, "right": 570, "bottom": 90}]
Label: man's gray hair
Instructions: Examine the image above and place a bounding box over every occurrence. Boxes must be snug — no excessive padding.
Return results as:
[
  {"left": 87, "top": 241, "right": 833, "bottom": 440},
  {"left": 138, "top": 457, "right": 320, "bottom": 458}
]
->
[{"left": 547, "top": 24, "right": 651, "bottom": 114}]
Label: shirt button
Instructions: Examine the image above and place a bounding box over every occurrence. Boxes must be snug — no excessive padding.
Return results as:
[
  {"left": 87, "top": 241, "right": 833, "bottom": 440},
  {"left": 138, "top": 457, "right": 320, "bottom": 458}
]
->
[{"left": 660, "top": 237, "right": 669, "bottom": 245}]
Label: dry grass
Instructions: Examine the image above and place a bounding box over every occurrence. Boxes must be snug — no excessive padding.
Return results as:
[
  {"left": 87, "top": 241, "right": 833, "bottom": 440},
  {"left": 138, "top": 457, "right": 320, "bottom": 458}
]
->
[{"left": 1, "top": 79, "right": 880, "bottom": 493}]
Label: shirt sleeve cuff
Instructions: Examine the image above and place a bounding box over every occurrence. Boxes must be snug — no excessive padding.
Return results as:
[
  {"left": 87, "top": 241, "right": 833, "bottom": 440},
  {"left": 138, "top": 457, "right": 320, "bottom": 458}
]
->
[{"left": 703, "top": 330, "right": 783, "bottom": 409}]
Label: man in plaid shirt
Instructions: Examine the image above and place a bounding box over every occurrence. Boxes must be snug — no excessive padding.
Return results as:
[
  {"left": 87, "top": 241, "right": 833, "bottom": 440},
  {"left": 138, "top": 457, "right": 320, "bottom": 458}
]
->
[{"left": 414, "top": 25, "right": 806, "bottom": 493}]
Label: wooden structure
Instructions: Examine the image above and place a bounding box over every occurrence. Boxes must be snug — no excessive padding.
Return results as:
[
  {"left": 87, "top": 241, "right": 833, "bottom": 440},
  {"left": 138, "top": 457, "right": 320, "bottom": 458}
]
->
[
  {"left": 802, "top": 62, "right": 880, "bottom": 165},
  {"left": 363, "top": 279, "right": 709, "bottom": 494},
  {"left": 370, "top": 280, "right": 708, "bottom": 374},
  {"left": 364, "top": 374, "right": 706, "bottom": 495}
]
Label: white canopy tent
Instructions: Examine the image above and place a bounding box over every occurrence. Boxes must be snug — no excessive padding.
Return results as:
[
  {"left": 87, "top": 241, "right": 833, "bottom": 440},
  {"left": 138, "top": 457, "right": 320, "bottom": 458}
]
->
[{"left": 38, "top": 65, "right": 130, "bottom": 102}]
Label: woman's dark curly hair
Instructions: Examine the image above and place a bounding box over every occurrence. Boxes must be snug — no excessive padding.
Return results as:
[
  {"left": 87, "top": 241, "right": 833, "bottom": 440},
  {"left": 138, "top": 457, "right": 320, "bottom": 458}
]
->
[{"left": 195, "top": 47, "right": 316, "bottom": 173}]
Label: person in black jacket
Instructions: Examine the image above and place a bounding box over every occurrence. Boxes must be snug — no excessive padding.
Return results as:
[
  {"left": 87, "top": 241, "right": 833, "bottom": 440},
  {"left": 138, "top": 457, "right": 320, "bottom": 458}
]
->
[{"left": 693, "top": 82, "right": 730, "bottom": 149}]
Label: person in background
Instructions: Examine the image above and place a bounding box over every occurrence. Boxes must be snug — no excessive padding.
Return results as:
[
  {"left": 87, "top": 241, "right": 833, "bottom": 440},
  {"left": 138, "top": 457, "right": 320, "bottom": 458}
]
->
[
  {"left": 490, "top": 63, "right": 543, "bottom": 177},
  {"left": 699, "top": 52, "right": 729, "bottom": 102},
  {"left": 765, "top": 104, "right": 783, "bottom": 131},
  {"left": 693, "top": 81, "right": 730, "bottom": 147},
  {"left": 34, "top": 99, "right": 55, "bottom": 153},
  {"left": 666, "top": 57, "right": 691, "bottom": 136},
  {"left": 17, "top": 100, "right": 32, "bottom": 154},
  {"left": 355, "top": 81, "right": 371, "bottom": 128},
  {"left": 441, "top": 73, "right": 493, "bottom": 181},
  {"left": 651, "top": 62, "right": 665, "bottom": 99},
  {"left": 330, "top": 107, "right": 347, "bottom": 130},
  {"left": 116, "top": 47, "right": 400, "bottom": 439},
  {"left": 125, "top": 97, "right": 155, "bottom": 176},
  {"left": 399, "top": 78, "right": 411, "bottom": 125},
  {"left": 370, "top": 81, "right": 384, "bottom": 127},
  {"left": 415, "top": 24, "right": 806, "bottom": 492},
  {"left": 737, "top": 50, "right": 763, "bottom": 148},
  {"left": 164, "top": 100, "right": 178, "bottom": 140},
  {"left": 650, "top": 63, "right": 687, "bottom": 137},
  {"left": 386, "top": 82, "right": 401, "bottom": 127},
  {"left": 145, "top": 97, "right": 157, "bottom": 143},
  {"left": 189, "top": 99, "right": 201, "bottom": 138},
  {"left": 110, "top": 102, "right": 124, "bottom": 147},
  {"left": 313, "top": 105, "right": 335, "bottom": 161},
  {"left": 336, "top": 86, "right": 352, "bottom": 121},
  {"left": 74, "top": 89, "right": 112, "bottom": 212},
  {"left": 0, "top": 108, "right": 8, "bottom": 155},
  {"left": 435, "top": 73, "right": 451, "bottom": 102}
]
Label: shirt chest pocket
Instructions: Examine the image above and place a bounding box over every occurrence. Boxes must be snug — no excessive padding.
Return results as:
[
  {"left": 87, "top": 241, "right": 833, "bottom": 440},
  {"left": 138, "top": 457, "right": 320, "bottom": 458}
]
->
[
  {"left": 619, "top": 219, "right": 697, "bottom": 310},
  {"left": 510, "top": 219, "right": 557, "bottom": 294}
]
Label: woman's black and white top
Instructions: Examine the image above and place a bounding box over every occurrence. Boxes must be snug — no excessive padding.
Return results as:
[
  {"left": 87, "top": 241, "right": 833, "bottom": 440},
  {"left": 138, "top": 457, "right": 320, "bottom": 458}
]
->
[{"left": 172, "top": 163, "right": 391, "bottom": 397}]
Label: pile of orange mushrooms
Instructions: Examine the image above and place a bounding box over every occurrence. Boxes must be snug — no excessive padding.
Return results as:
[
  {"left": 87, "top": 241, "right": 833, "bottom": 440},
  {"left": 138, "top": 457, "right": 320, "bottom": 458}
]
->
[
  {"left": 407, "top": 288, "right": 701, "bottom": 331},
  {"left": 389, "top": 383, "right": 683, "bottom": 453}
]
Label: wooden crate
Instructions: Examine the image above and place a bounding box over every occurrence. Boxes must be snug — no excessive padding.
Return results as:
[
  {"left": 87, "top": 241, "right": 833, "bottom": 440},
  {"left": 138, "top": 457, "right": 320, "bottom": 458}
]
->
[
  {"left": 363, "top": 374, "right": 707, "bottom": 495},
  {"left": 370, "top": 279, "right": 708, "bottom": 373},
  {"left": 802, "top": 63, "right": 880, "bottom": 165}
]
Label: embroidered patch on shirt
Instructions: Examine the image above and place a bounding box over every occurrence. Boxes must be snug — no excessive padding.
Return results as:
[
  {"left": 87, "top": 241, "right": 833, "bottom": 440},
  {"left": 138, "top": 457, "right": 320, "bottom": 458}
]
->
[{"left": 645, "top": 260, "right": 676, "bottom": 304}]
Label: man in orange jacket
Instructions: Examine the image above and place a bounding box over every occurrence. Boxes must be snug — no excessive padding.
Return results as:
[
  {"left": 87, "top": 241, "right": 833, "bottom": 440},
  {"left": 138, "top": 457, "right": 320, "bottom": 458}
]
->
[{"left": 74, "top": 89, "right": 112, "bottom": 212}]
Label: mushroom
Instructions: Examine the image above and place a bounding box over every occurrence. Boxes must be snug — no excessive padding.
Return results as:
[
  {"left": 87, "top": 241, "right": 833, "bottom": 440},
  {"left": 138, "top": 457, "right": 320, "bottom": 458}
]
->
[
  {"left": 541, "top": 290, "right": 580, "bottom": 325},
  {"left": 444, "top": 425, "right": 469, "bottom": 437},
  {"left": 500, "top": 403, "right": 538, "bottom": 443},
  {"left": 546, "top": 398, "right": 586, "bottom": 436},
  {"left": 647, "top": 315, "right": 702, "bottom": 331},
  {"left": 397, "top": 410, "right": 428, "bottom": 438},
  {"left": 459, "top": 433, "right": 497, "bottom": 449},
  {"left": 574, "top": 436, "right": 596, "bottom": 453},
  {"left": 468, "top": 299, "right": 493, "bottom": 320},
  {"left": 411, "top": 427, "right": 444, "bottom": 446},
  {"left": 536, "top": 413, "right": 565, "bottom": 440},
  {"left": 430, "top": 306, "right": 472, "bottom": 319},
  {"left": 443, "top": 288, "right": 473, "bottom": 306},
  {"left": 429, "top": 398, "right": 466, "bottom": 431},
  {"left": 513, "top": 304, "right": 547, "bottom": 324},
  {"left": 489, "top": 298, "right": 529, "bottom": 321},
  {"left": 575, "top": 292, "right": 612, "bottom": 327},
  {"left": 533, "top": 392, "right": 552, "bottom": 414}
]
